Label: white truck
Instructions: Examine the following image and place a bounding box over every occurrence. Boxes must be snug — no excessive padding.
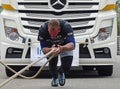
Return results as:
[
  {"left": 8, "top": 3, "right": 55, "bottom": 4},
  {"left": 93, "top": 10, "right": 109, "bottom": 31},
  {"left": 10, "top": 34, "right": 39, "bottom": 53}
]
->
[{"left": 0, "top": 0, "right": 117, "bottom": 77}]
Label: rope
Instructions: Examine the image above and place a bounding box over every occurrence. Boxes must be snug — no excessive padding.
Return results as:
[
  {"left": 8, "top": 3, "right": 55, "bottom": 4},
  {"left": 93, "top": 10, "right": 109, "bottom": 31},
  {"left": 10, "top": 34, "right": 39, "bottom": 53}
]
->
[
  {"left": 0, "top": 42, "right": 85, "bottom": 88},
  {"left": 0, "top": 49, "right": 55, "bottom": 88},
  {"left": 0, "top": 55, "right": 54, "bottom": 79}
]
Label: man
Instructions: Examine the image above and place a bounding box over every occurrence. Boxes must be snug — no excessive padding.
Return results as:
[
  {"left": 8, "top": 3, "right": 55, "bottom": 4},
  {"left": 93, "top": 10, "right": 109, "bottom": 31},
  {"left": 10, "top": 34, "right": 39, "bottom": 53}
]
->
[{"left": 38, "top": 19, "right": 75, "bottom": 87}]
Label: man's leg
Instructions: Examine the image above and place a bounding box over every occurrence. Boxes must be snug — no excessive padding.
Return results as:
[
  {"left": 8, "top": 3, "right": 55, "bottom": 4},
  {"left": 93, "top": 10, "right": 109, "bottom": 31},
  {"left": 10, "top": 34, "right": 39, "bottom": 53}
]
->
[
  {"left": 49, "top": 56, "right": 58, "bottom": 78},
  {"left": 59, "top": 56, "right": 73, "bottom": 74},
  {"left": 58, "top": 56, "right": 73, "bottom": 86},
  {"left": 48, "top": 56, "right": 58, "bottom": 87}
]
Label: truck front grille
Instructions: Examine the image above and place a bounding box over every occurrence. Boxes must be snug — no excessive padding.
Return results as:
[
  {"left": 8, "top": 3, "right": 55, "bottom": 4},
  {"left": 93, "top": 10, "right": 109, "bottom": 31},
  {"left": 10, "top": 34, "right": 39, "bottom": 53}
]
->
[{"left": 17, "top": 0, "right": 100, "bottom": 35}]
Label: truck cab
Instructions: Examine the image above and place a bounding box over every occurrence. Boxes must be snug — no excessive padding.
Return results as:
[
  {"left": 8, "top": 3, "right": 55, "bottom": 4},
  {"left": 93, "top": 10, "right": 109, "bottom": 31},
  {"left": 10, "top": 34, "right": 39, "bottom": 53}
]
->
[{"left": 0, "top": 0, "right": 117, "bottom": 77}]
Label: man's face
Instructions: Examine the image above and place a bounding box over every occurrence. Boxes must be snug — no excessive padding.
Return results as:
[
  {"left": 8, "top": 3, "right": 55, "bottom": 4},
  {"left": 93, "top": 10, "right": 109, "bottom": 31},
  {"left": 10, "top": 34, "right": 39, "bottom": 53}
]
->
[{"left": 48, "top": 27, "right": 60, "bottom": 38}]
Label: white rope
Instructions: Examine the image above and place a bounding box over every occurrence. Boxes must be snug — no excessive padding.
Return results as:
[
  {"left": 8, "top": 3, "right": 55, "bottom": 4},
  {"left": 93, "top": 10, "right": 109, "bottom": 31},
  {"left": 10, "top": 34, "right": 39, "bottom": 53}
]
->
[
  {"left": 0, "top": 49, "right": 55, "bottom": 88},
  {"left": 0, "top": 42, "right": 85, "bottom": 88}
]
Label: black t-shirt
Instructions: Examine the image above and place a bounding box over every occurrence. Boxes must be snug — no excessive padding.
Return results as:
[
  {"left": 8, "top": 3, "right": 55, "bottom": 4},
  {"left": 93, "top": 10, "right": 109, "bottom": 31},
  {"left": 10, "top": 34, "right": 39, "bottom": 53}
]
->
[{"left": 38, "top": 20, "right": 75, "bottom": 48}]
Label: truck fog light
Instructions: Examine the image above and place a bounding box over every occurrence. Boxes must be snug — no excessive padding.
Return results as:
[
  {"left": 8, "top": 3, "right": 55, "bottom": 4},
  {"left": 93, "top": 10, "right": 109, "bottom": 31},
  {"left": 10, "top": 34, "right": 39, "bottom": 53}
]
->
[
  {"left": 7, "top": 48, "right": 13, "bottom": 54},
  {"left": 103, "top": 48, "right": 109, "bottom": 54}
]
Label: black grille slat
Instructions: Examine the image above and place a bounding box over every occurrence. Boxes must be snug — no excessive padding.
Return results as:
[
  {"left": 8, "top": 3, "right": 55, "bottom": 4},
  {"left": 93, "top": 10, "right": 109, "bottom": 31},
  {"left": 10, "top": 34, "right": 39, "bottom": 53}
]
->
[
  {"left": 19, "top": 10, "right": 98, "bottom": 15},
  {"left": 67, "top": 18, "right": 95, "bottom": 22},
  {"left": 23, "top": 25, "right": 93, "bottom": 31},
  {"left": 18, "top": 2, "right": 98, "bottom": 6},
  {"left": 21, "top": 18, "right": 48, "bottom": 22},
  {"left": 69, "top": 2, "right": 99, "bottom": 5},
  {"left": 23, "top": 25, "right": 39, "bottom": 30},
  {"left": 21, "top": 17, "right": 95, "bottom": 22},
  {"left": 18, "top": 2, "right": 48, "bottom": 5},
  {"left": 73, "top": 25, "right": 93, "bottom": 30}
]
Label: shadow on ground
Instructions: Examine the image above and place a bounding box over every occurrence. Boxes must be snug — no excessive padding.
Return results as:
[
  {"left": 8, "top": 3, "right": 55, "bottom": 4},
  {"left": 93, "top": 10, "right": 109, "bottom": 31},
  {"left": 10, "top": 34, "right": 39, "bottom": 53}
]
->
[{"left": 20, "top": 70, "right": 102, "bottom": 79}]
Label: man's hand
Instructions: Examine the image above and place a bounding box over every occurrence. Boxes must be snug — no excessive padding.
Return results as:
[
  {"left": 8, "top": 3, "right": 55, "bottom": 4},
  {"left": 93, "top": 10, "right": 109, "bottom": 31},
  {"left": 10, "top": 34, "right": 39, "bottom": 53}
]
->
[
  {"left": 42, "top": 44, "right": 60, "bottom": 55},
  {"left": 51, "top": 44, "right": 60, "bottom": 55},
  {"left": 57, "top": 45, "right": 63, "bottom": 52}
]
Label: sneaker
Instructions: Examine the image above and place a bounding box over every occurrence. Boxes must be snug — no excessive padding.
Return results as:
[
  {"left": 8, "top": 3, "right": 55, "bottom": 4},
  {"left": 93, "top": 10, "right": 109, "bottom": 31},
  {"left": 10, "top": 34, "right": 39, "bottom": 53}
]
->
[
  {"left": 58, "top": 73, "right": 65, "bottom": 86},
  {"left": 51, "top": 78, "right": 58, "bottom": 87}
]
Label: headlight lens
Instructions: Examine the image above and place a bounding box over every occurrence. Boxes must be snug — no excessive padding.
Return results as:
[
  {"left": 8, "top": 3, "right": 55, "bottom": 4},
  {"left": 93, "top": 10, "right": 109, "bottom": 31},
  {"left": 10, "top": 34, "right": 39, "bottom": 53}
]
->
[
  {"left": 97, "top": 26, "right": 112, "bottom": 41},
  {"left": 92, "top": 26, "right": 112, "bottom": 43},
  {"left": 8, "top": 32, "right": 19, "bottom": 41},
  {"left": 5, "top": 26, "right": 19, "bottom": 41}
]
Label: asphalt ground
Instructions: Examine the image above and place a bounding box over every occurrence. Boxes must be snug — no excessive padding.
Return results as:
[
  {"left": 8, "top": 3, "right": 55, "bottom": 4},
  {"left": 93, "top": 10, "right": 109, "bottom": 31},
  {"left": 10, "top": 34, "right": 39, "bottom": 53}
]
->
[{"left": 0, "top": 56, "right": 120, "bottom": 89}]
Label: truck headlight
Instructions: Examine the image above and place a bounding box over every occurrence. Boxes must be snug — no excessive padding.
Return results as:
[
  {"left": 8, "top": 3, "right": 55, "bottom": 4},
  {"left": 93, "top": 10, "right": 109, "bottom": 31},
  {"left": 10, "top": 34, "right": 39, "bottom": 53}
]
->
[
  {"left": 97, "top": 26, "right": 112, "bottom": 41},
  {"left": 8, "top": 32, "right": 19, "bottom": 41},
  {"left": 5, "top": 26, "right": 20, "bottom": 41},
  {"left": 5, "top": 26, "right": 23, "bottom": 41}
]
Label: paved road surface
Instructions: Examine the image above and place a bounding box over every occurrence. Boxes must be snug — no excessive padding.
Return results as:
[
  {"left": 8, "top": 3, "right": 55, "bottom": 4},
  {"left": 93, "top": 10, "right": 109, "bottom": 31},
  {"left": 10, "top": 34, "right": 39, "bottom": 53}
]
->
[{"left": 0, "top": 57, "right": 120, "bottom": 89}]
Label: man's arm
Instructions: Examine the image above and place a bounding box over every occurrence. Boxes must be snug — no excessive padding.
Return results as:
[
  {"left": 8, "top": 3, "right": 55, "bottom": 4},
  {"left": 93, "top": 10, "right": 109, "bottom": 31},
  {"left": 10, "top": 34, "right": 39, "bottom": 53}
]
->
[
  {"left": 40, "top": 40, "right": 52, "bottom": 54},
  {"left": 58, "top": 33, "right": 75, "bottom": 52},
  {"left": 42, "top": 47, "right": 52, "bottom": 54},
  {"left": 58, "top": 42, "right": 74, "bottom": 52},
  {"left": 61, "top": 21, "right": 75, "bottom": 51}
]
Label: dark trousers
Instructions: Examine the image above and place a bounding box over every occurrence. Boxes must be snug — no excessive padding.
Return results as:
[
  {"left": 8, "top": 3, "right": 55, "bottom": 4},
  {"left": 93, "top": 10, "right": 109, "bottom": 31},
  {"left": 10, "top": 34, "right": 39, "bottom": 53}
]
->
[{"left": 48, "top": 56, "right": 73, "bottom": 78}]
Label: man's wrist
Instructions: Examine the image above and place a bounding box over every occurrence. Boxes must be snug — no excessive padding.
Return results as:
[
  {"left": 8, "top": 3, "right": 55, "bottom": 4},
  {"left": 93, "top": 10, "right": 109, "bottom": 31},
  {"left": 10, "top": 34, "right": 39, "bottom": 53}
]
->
[
  {"left": 60, "top": 46, "right": 64, "bottom": 52},
  {"left": 42, "top": 47, "right": 52, "bottom": 54}
]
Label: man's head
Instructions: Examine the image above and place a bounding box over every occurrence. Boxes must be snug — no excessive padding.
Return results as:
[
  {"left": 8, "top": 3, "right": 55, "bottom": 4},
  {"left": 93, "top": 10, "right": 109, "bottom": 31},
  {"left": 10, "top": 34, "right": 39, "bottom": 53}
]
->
[{"left": 48, "top": 19, "right": 60, "bottom": 38}]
